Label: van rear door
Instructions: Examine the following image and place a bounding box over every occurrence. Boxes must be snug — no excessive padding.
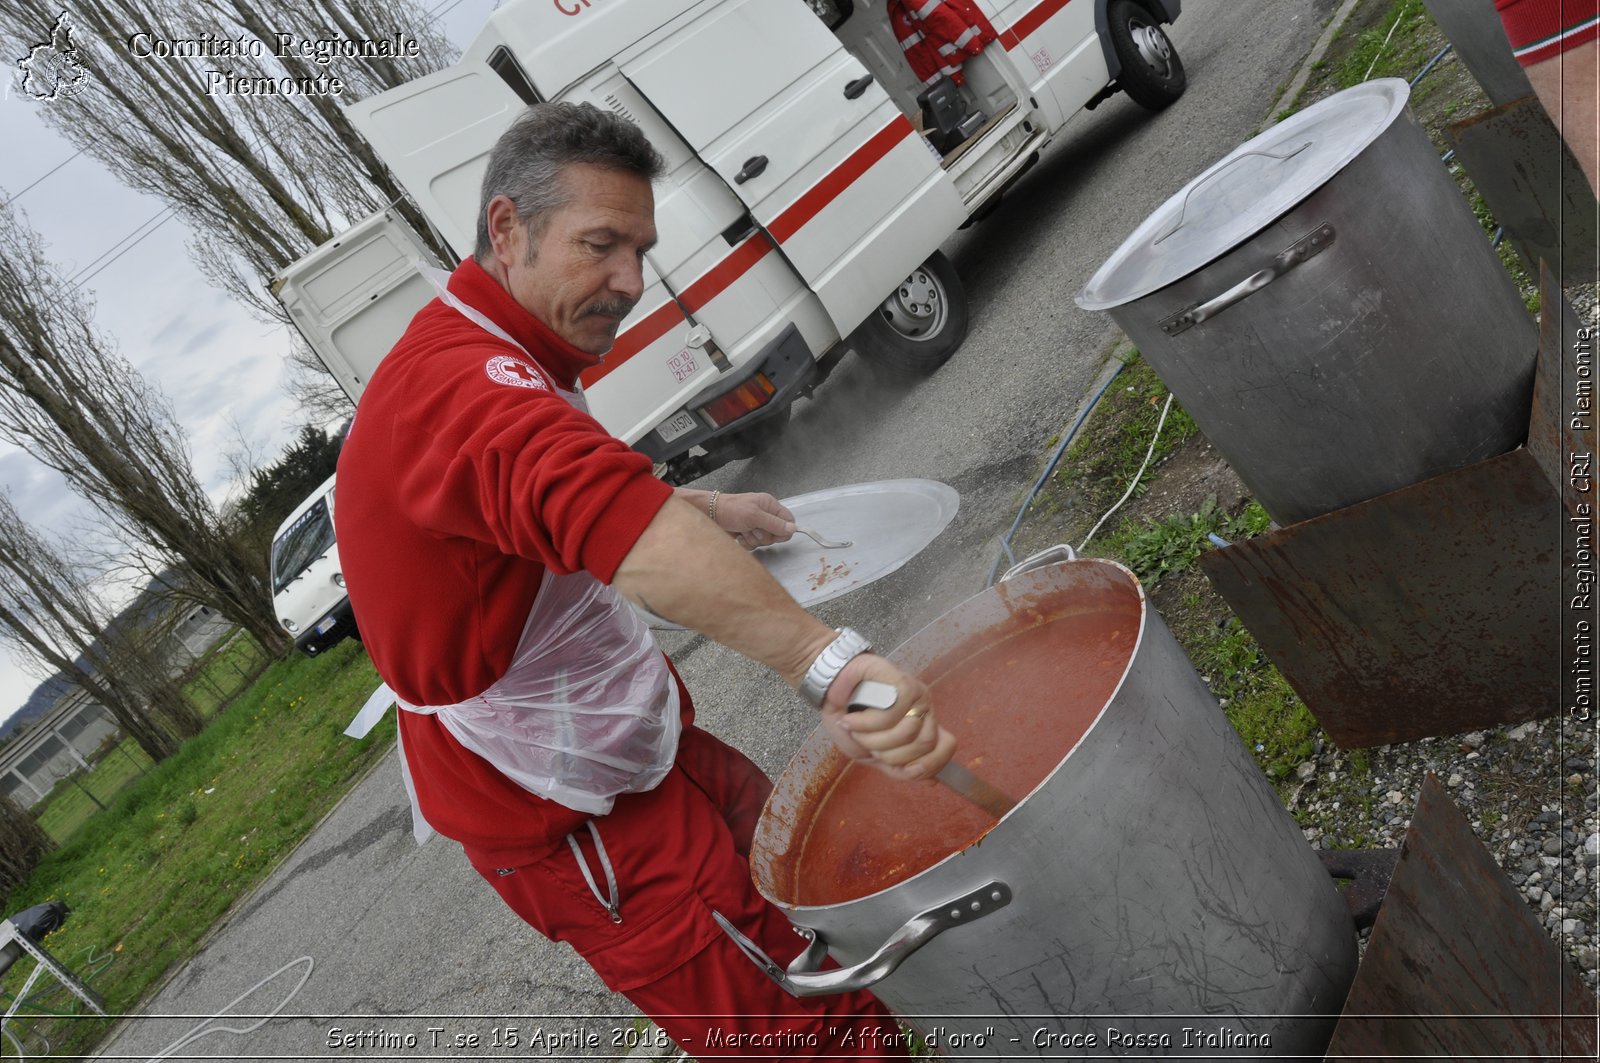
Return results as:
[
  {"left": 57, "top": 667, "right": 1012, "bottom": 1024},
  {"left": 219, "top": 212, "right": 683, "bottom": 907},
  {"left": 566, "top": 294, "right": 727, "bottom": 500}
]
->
[
  {"left": 619, "top": 0, "right": 967, "bottom": 338},
  {"left": 346, "top": 59, "right": 526, "bottom": 259}
]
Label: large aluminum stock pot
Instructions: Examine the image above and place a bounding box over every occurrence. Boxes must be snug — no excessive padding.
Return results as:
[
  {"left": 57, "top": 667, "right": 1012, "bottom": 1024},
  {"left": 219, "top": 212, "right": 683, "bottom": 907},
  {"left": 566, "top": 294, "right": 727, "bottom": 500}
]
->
[
  {"left": 733, "top": 552, "right": 1356, "bottom": 1059},
  {"left": 1077, "top": 79, "right": 1537, "bottom": 526}
]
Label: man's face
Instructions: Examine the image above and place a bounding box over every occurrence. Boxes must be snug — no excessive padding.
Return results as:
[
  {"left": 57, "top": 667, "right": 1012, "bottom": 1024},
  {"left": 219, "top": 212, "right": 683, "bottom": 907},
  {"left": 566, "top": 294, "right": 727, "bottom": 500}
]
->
[{"left": 488, "top": 163, "right": 658, "bottom": 356}]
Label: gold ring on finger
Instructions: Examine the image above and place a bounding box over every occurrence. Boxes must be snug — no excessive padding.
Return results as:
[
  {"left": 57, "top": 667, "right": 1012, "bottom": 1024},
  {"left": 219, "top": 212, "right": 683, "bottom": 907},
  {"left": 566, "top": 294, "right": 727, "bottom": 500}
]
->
[{"left": 905, "top": 707, "right": 925, "bottom": 720}]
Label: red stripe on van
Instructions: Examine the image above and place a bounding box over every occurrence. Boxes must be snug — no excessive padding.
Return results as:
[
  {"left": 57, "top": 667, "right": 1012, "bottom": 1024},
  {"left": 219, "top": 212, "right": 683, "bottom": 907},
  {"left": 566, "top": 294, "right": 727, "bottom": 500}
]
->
[
  {"left": 582, "top": 300, "right": 685, "bottom": 387},
  {"left": 584, "top": 118, "right": 916, "bottom": 387},
  {"left": 581, "top": 233, "right": 772, "bottom": 387},
  {"left": 682, "top": 233, "right": 773, "bottom": 315},
  {"left": 767, "top": 117, "right": 915, "bottom": 244},
  {"left": 999, "top": 0, "right": 1076, "bottom": 49}
]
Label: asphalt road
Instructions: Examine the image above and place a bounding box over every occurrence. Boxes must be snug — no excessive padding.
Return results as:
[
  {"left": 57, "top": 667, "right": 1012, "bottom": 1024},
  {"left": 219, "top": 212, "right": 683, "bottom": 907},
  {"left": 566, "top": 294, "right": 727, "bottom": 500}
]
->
[{"left": 96, "top": 3, "right": 1342, "bottom": 1058}]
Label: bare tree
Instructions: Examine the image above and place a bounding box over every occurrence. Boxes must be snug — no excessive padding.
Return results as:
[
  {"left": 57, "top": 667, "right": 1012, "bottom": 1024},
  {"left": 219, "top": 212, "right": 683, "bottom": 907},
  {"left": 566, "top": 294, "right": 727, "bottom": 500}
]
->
[
  {"left": 284, "top": 334, "right": 357, "bottom": 427},
  {"left": 1, "top": 0, "right": 455, "bottom": 322},
  {"left": 0, "top": 199, "right": 289, "bottom": 654},
  {"left": 0, "top": 492, "right": 204, "bottom": 762},
  {"left": 0, "top": 791, "right": 54, "bottom": 902}
]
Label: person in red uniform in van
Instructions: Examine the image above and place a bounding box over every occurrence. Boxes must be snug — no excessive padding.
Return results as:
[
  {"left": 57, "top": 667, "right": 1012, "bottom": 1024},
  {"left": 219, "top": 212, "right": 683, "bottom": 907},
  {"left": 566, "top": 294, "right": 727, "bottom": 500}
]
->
[{"left": 335, "top": 102, "right": 957, "bottom": 1057}]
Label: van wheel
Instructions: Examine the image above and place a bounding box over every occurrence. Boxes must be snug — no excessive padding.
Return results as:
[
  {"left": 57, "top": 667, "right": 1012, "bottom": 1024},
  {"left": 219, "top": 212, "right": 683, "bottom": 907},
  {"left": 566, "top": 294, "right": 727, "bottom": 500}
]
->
[
  {"left": 850, "top": 252, "right": 969, "bottom": 380},
  {"left": 1109, "top": 0, "right": 1186, "bottom": 110}
]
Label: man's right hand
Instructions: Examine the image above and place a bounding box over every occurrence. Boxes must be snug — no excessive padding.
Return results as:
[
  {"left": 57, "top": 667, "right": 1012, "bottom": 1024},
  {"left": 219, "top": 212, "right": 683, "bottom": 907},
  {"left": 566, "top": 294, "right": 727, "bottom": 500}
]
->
[{"left": 818, "top": 653, "right": 956, "bottom": 782}]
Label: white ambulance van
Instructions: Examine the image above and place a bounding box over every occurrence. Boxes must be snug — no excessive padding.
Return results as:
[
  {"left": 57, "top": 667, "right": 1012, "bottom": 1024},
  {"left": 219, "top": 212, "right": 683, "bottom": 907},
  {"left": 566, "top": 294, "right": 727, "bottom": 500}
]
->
[
  {"left": 274, "top": 0, "right": 1185, "bottom": 482},
  {"left": 269, "top": 476, "right": 358, "bottom": 656}
]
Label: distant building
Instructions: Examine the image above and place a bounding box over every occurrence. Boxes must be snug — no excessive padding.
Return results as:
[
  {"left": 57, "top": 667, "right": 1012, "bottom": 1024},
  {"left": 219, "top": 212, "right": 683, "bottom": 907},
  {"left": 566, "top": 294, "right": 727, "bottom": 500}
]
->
[
  {"left": 1, "top": 603, "right": 236, "bottom": 808},
  {"left": 0, "top": 689, "right": 116, "bottom": 807}
]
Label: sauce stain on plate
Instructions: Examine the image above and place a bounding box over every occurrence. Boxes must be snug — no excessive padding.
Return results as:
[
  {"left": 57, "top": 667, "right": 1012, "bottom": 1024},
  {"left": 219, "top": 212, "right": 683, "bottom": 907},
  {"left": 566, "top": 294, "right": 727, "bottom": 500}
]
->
[{"left": 806, "top": 555, "right": 853, "bottom": 592}]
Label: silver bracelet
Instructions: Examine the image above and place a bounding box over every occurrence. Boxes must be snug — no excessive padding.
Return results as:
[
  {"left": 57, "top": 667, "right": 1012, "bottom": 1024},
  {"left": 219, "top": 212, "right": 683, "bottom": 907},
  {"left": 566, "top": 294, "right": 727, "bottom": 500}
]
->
[
  {"left": 797, "top": 628, "right": 872, "bottom": 708},
  {"left": 708, "top": 489, "right": 720, "bottom": 524}
]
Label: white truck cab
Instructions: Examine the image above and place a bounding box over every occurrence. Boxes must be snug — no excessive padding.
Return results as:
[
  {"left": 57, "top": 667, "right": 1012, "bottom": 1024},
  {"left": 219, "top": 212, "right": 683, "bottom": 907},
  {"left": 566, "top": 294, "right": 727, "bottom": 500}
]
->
[
  {"left": 269, "top": 476, "right": 358, "bottom": 656},
  {"left": 273, "top": 0, "right": 1184, "bottom": 482}
]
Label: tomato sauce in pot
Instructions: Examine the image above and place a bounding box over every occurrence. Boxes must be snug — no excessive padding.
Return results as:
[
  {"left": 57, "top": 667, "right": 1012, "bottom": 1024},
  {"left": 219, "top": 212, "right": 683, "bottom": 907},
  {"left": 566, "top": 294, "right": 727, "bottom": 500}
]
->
[{"left": 767, "top": 600, "right": 1138, "bottom": 906}]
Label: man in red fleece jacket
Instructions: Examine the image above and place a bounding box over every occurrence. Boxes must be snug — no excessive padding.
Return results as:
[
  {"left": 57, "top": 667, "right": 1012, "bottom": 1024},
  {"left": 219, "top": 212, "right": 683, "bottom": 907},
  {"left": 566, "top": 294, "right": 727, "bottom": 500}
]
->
[{"left": 335, "top": 102, "right": 956, "bottom": 1057}]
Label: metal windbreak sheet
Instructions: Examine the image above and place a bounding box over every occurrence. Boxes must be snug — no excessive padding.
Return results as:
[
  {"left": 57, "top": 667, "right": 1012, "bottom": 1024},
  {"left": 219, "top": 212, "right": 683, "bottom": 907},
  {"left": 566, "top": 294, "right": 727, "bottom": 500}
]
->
[
  {"left": 1198, "top": 447, "right": 1559, "bottom": 748},
  {"left": 1326, "top": 774, "right": 1598, "bottom": 1061}
]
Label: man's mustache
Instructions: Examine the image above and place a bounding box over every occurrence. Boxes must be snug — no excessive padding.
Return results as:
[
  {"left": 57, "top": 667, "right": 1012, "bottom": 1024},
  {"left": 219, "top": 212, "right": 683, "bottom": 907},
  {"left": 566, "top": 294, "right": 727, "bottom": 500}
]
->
[{"left": 583, "top": 298, "right": 636, "bottom": 320}]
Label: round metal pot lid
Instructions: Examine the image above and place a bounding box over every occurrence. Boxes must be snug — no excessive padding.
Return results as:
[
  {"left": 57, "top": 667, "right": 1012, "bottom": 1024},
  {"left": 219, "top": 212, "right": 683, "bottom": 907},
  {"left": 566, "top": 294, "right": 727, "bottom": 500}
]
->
[
  {"left": 1076, "top": 78, "right": 1410, "bottom": 311},
  {"left": 638, "top": 479, "right": 959, "bottom": 629}
]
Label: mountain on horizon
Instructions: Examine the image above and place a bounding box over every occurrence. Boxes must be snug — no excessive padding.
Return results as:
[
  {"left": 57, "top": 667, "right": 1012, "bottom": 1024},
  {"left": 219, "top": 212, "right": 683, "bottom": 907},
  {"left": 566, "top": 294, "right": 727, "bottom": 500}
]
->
[{"left": 4, "top": 672, "right": 75, "bottom": 736}]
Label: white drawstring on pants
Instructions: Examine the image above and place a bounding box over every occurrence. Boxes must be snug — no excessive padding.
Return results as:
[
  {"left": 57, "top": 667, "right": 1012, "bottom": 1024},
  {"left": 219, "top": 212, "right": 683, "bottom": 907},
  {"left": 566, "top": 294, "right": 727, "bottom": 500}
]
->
[{"left": 567, "top": 821, "right": 622, "bottom": 924}]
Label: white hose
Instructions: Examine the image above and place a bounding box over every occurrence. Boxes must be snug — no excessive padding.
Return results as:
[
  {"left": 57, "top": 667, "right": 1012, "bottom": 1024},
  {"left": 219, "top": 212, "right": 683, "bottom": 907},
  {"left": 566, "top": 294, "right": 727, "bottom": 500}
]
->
[
  {"left": 1078, "top": 393, "right": 1175, "bottom": 550},
  {"left": 1362, "top": 8, "right": 1406, "bottom": 81},
  {"left": 136, "top": 956, "right": 315, "bottom": 1063}
]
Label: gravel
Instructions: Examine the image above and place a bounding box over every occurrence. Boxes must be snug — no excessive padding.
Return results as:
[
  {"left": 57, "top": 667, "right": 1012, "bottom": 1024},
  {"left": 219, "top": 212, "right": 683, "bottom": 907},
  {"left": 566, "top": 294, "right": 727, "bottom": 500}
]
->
[{"left": 1282, "top": 714, "right": 1598, "bottom": 991}]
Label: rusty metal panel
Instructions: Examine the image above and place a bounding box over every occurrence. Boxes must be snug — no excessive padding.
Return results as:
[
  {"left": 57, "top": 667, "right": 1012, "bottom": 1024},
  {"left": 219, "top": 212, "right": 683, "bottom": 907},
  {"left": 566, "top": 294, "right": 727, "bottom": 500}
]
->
[
  {"left": 1199, "top": 448, "right": 1559, "bottom": 748},
  {"left": 1450, "top": 97, "right": 1600, "bottom": 286},
  {"left": 1528, "top": 261, "right": 1599, "bottom": 518},
  {"left": 1325, "top": 775, "right": 1598, "bottom": 1061},
  {"left": 1418, "top": 0, "right": 1534, "bottom": 106}
]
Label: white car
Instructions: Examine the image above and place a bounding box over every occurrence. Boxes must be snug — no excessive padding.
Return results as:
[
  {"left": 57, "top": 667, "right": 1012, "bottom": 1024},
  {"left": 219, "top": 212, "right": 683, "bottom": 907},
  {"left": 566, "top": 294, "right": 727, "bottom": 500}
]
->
[{"left": 269, "top": 475, "right": 357, "bottom": 656}]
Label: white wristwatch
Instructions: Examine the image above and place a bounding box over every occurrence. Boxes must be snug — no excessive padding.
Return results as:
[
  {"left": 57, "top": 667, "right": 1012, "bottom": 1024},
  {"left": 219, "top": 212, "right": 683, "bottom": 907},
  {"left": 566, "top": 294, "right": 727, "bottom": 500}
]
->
[{"left": 798, "top": 628, "right": 871, "bottom": 708}]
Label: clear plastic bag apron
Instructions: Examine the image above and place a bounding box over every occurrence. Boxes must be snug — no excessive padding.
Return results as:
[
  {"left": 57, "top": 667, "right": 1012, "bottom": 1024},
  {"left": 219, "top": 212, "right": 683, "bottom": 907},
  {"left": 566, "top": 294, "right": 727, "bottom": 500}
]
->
[{"left": 389, "top": 265, "right": 681, "bottom": 837}]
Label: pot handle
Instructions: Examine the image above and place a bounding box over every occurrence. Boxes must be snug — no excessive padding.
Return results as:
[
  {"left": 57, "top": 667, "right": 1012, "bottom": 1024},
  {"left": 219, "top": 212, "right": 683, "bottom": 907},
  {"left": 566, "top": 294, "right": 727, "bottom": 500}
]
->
[
  {"left": 1000, "top": 544, "right": 1076, "bottom": 583},
  {"left": 711, "top": 881, "right": 1013, "bottom": 997},
  {"left": 1156, "top": 223, "right": 1336, "bottom": 337}
]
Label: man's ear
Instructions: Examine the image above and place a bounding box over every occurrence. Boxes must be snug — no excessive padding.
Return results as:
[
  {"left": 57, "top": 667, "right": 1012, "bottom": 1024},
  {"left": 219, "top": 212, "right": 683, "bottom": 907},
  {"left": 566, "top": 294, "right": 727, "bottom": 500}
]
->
[{"left": 484, "top": 195, "right": 523, "bottom": 267}]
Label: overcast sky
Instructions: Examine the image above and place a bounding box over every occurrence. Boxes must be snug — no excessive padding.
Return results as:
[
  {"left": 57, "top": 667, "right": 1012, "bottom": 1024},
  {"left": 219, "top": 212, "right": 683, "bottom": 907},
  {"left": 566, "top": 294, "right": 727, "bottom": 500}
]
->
[{"left": 0, "top": 0, "right": 498, "bottom": 730}]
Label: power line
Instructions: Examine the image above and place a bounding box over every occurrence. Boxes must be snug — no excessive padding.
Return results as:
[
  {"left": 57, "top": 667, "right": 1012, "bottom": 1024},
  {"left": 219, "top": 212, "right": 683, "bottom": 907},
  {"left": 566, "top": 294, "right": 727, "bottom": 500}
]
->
[
  {"left": 2, "top": 150, "right": 85, "bottom": 207},
  {"left": 426, "top": 0, "right": 475, "bottom": 24},
  {"left": 70, "top": 209, "right": 179, "bottom": 288},
  {"left": 65, "top": 127, "right": 279, "bottom": 292},
  {"left": 67, "top": 206, "right": 177, "bottom": 284}
]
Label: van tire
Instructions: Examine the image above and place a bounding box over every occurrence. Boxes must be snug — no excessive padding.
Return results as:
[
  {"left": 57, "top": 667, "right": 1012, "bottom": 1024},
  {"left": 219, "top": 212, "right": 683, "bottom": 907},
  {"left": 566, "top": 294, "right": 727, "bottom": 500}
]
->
[
  {"left": 850, "top": 252, "right": 969, "bottom": 380},
  {"left": 1108, "top": 0, "right": 1186, "bottom": 111}
]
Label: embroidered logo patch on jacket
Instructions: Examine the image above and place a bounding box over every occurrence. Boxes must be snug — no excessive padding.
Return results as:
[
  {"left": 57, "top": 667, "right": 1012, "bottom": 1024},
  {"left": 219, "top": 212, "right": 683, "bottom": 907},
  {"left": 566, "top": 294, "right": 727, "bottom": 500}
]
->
[{"left": 485, "top": 356, "right": 549, "bottom": 390}]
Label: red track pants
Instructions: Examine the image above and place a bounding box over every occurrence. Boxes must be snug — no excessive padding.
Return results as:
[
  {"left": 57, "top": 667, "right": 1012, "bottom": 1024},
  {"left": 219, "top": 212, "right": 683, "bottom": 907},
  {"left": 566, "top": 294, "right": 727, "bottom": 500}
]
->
[{"left": 466, "top": 726, "right": 909, "bottom": 1059}]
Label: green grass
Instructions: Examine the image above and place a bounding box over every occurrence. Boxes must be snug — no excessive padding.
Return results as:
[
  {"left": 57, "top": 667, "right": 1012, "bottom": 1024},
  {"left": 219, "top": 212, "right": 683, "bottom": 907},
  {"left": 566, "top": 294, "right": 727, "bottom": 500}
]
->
[
  {"left": 180, "top": 631, "right": 274, "bottom": 715},
  {"left": 31, "top": 635, "right": 273, "bottom": 844},
  {"left": 1104, "top": 499, "right": 1271, "bottom": 587},
  {"left": 1, "top": 639, "right": 390, "bottom": 1058},
  {"left": 1277, "top": 0, "right": 1438, "bottom": 119},
  {"left": 34, "top": 742, "right": 159, "bottom": 844},
  {"left": 1056, "top": 356, "right": 1198, "bottom": 512},
  {"left": 1332, "top": 0, "right": 1431, "bottom": 90}
]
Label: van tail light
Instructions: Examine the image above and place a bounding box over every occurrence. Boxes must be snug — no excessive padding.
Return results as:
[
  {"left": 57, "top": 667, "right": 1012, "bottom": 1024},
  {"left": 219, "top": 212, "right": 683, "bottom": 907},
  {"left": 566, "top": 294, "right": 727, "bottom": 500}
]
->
[{"left": 697, "top": 373, "right": 777, "bottom": 429}]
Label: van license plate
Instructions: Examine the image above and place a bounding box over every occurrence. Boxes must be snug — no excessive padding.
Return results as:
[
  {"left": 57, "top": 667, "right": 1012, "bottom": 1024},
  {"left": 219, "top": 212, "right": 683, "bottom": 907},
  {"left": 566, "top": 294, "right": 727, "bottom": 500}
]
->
[
  {"left": 658, "top": 410, "right": 699, "bottom": 443},
  {"left": 315, "top": 616, "right": 338, "bottom": 635}
]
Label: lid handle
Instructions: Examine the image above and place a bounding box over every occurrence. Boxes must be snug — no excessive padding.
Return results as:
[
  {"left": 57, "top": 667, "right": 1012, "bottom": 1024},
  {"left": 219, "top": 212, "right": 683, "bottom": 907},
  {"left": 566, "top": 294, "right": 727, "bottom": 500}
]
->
[{"left": 1153, "top": 142, "right": 1313, "bottom": 246}]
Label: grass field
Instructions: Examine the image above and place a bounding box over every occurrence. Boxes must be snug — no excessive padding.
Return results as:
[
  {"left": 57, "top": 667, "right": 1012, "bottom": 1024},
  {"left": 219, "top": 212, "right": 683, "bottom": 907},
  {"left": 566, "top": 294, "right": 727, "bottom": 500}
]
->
[
  {"left": 2, "top": 637, "right": 393, "bottom": 1059},
  {"left": 31, "top": 635, "right": 274, "bottom": 845}
]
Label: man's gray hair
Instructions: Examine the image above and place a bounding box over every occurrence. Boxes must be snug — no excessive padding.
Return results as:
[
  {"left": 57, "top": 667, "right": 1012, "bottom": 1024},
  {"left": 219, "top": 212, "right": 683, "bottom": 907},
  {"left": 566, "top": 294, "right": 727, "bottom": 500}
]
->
[{"left": 473, "top": 102, "right": 666, "bottom": 262}]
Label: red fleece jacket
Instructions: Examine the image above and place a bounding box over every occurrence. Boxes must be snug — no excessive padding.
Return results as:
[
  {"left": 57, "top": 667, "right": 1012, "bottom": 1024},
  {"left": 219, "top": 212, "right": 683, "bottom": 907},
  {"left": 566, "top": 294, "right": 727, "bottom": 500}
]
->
[
  {"left": 1497, "top": 0, "right": 1600, "bottom": 65},
  {"left": 335, "top": 257, "right": 676, "bottom": 858}
]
